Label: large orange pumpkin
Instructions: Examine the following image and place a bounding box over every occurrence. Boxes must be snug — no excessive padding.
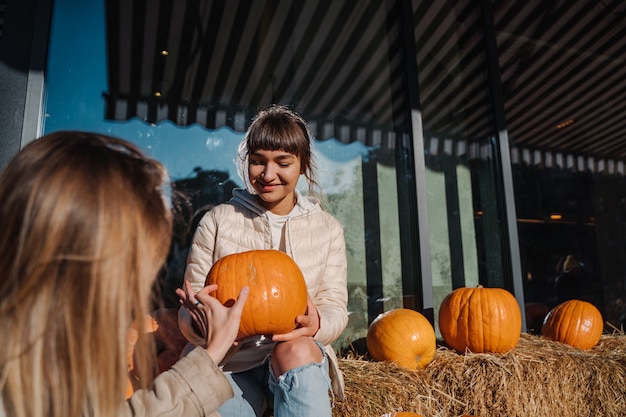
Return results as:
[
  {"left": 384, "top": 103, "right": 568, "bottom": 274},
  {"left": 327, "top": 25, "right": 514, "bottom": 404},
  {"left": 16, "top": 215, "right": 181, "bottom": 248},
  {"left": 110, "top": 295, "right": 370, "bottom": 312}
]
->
[
  {"left": 366, "top": 308, "right": 436, "bottom": 370},
  {"left": 541, "top": 299, "right": 603, "bottom": 350},
  {"left": 438, "top": 285, "right": 522, "bottom": 353},
  {"left": 205, "top": 250, "right": 308, "bottom": 338}
]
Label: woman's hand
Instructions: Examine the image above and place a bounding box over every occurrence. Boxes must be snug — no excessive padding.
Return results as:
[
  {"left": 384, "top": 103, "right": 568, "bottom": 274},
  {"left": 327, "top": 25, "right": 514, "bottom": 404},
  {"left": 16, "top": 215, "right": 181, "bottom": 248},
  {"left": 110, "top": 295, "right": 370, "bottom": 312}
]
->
[
  {"left": 272, "top": 295, "right": 320, "bottom": 342},
  {"left": 175, "top": 280, "right": 249, "bottom": 364},
  {"left": 176, "top": 280, "right": 212, "bottom": 342}
]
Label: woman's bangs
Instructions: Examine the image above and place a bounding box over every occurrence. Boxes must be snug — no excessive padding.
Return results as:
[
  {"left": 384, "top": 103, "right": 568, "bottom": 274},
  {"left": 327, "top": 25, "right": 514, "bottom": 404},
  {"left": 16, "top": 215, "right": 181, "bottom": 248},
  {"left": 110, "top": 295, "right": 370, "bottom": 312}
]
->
[{"left": 248, "top": 126, "right": 303, "bottom": 156}]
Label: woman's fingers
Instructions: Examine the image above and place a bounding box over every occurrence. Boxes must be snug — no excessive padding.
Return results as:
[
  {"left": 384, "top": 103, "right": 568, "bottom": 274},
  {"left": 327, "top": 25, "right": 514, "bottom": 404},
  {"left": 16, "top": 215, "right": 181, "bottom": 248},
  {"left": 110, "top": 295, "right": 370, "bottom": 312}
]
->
[{"left": 203, "top": 286, "right": 250, "bottom": 364}]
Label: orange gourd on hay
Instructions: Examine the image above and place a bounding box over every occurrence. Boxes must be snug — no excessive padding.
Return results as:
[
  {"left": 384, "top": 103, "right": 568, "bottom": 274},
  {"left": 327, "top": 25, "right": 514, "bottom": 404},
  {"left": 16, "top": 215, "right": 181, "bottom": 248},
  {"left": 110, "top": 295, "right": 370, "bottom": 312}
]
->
[
  {"left": 541, "top": 299, "right": 603, "bottom": 350},
  {"left": 367, "top": 308, "right": 436, "bottom": 370},
  {"left": 205, "top": 250, "right": 308, "bottom": 338},
  {"left": 438, "top": 285, "right": 522, "bottom": 353}
]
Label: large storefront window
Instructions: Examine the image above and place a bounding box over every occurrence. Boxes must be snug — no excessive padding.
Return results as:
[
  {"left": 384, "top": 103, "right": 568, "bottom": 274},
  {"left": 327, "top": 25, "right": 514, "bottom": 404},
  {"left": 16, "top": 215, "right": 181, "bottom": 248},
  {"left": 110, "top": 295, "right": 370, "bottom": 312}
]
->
[
  {"left": 413, "top": 0, "right": 516, "bottom": 334},
  {"left": 495, "top": 1, "right": 626, "bottom": 332},
  {"left": 39, "top": 0, "right": 625, "bottom": 349},
  {"left": 44, "top": 0, "right": 426, "bottom": 351}
]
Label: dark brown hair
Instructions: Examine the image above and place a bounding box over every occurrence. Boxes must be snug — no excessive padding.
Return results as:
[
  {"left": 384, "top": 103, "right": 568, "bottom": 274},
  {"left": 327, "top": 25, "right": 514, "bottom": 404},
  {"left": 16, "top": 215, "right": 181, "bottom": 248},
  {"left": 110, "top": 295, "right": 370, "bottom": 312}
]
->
[{"left": 237, "top": 105, "right": 321, "bottom": 197}]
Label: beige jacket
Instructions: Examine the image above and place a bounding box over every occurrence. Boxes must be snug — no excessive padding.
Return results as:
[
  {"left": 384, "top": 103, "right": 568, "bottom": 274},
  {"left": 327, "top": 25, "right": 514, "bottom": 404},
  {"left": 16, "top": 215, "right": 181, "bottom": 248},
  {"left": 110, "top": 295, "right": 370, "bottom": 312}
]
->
[
  {"left": 0, "top": 348, "right": 231, "bottom": 417},
  {"left": 181, "top": 189, "right": 348, "bottom": 400},
  {"left": 125, "top": 347, "right": 232, "bottom": 416}
]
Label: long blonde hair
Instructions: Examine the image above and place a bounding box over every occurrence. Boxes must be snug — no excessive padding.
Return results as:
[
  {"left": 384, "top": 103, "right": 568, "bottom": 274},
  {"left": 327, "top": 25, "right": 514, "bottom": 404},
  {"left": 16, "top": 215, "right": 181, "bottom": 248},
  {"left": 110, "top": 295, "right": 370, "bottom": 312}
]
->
[{"left": 0, "top": 131, "right": 172, "bottom": 417}]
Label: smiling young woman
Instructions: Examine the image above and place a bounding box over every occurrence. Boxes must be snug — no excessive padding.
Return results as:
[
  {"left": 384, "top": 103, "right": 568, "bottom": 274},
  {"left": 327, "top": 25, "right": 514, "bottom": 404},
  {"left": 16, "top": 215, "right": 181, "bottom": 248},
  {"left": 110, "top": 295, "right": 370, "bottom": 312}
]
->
[{"left": 179, "top": 104, "right": 348, "bottom": 417}]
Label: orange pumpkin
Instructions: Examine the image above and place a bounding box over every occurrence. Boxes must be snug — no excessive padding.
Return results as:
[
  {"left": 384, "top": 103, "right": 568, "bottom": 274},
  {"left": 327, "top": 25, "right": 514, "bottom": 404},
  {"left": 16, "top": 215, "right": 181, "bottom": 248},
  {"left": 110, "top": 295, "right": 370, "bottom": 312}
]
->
[
  {"left": 390, "top": 413, "right": 424, "bottom": 417},
  {"left": 541, "top": 299, "right": 603, "bottom": 349},
  {"left": 438, "top": 285, "right": 522, "bottom": 353},
  {"left": 367, "top": 308, "right": 436, "bottom": 370},
  {"left": 205, "top": 250, "right": 308, "bottom": 338}
]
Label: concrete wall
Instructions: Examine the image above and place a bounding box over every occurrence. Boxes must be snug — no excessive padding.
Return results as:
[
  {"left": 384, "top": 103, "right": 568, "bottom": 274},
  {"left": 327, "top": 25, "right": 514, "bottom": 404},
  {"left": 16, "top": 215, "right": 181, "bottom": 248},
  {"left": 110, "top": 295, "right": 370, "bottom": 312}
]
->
[{"left": 0, "top": 0, "right": 51, "bottom": 170}]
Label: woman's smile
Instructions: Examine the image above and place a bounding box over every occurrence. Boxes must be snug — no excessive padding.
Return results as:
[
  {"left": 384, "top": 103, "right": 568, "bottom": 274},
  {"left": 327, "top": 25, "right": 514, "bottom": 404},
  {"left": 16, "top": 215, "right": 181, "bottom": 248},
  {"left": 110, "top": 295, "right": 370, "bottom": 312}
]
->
[{"left": 257, "top": 181, "right": 280, "bottom": 192}]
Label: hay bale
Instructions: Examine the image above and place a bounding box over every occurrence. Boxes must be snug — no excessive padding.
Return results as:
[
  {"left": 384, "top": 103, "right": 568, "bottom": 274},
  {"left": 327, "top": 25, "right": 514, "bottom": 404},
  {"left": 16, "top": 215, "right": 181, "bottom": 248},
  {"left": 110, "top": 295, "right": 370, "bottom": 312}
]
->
[{"left": 334, "top": 333, "right": 626, "bottom": 417}]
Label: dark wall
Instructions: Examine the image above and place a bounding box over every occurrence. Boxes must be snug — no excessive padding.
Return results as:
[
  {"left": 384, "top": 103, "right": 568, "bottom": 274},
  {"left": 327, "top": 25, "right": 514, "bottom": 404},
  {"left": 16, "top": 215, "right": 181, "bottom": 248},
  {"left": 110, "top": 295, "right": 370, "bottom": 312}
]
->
[{"left": 0, "top": 0, "right": 52, "bottom": 170}]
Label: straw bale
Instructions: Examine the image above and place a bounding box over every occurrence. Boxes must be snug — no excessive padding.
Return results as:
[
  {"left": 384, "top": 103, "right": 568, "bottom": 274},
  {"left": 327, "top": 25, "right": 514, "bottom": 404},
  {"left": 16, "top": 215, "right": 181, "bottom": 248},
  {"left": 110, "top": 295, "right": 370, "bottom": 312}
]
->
[{"left": 333, "top": 333, "right": 626, "bottom": 417}]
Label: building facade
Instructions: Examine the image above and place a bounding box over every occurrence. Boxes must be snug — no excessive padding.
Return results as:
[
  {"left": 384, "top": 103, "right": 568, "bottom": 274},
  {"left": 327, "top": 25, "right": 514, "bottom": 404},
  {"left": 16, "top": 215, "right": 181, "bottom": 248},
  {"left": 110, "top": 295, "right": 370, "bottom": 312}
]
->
[{"left": 2, "top": 0, "right": 626, "bottom": 350}]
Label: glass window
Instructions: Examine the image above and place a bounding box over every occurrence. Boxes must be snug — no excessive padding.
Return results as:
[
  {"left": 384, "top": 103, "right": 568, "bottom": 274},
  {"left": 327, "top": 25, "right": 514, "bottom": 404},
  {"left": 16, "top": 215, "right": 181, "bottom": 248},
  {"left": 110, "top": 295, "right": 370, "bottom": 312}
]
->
[
  {"left": 413, "top": 0, "right": 514, "bottom": 335},
  {"left": 44, "top": 0, "right": 426, "bottom": 352},
  {"left": 495, "top": 0, "right": 626, "bottom": 332}
]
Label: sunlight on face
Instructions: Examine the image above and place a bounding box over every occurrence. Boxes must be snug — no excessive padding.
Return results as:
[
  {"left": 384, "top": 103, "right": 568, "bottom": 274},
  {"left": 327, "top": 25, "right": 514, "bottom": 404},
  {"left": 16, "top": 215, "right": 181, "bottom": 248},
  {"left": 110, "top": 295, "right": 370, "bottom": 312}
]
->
[{"left": 248, "top": 149, "right": 302, "bottom": 215}]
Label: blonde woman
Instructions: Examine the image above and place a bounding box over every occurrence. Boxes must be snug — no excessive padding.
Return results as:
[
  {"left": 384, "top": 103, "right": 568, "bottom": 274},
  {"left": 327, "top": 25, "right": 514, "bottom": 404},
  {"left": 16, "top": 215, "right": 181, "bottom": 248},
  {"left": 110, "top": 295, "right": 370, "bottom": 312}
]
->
[{"left": 0, "top": 131, "right": 248, "bottom": 417}]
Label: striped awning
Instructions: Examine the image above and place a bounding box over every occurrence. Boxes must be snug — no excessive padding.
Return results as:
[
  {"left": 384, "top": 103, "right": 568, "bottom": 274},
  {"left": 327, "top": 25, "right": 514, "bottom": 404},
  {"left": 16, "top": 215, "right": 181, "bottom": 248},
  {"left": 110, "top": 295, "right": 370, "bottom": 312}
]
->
[
  {"left": 104, "top": 0, "right": 407, "bottom": 148},
  {"left": 104, "top": 0, "right": 626, "bottom": 167}
]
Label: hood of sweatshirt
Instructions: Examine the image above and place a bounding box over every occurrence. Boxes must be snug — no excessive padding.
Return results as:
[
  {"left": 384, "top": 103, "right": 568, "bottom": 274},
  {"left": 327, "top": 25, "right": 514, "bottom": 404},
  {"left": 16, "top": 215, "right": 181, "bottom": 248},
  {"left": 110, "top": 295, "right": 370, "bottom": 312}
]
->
[{"left": 230, "top": 188, "right": 321, "bottom": 218}]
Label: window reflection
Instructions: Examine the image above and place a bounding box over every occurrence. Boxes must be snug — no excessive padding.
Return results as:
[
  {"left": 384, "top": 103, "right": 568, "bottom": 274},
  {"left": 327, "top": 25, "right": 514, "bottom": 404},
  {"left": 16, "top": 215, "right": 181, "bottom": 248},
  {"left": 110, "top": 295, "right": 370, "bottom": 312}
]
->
[
  {"left": 414, "top": 0, "right": 510, "bottom": 335},
  {"left": 41, "top": 0, "right": 626, "bottom": 344},
  {"left": 101, "top": 0, "right": 418, "bottom": 351},
  {"left": 496, "top": 0, "right": 626, "bottom": 331}
]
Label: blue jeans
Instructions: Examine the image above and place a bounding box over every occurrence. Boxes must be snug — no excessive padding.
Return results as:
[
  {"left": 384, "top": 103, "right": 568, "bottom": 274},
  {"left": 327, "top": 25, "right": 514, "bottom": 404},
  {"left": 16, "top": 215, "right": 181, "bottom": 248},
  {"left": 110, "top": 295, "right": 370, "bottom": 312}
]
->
[{"left": 218, "top": 342, "right": 332, "bottom": 417}]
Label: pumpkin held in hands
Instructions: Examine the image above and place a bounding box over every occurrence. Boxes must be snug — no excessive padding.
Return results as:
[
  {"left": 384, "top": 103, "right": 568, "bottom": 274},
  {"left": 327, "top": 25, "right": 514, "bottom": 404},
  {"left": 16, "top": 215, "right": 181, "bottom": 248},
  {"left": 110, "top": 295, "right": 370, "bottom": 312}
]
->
[
  {"left": 438, "top": 285, "right": 522, "bottom": 353},
  {"left": 367, "top": 308, "right": 436, "bottom": 370},
  {"left": 541, "top": 299, "right": 603, "bottom": 350},
  {"left": 205, "top": 250, "right": 308, "bottom": 338}
]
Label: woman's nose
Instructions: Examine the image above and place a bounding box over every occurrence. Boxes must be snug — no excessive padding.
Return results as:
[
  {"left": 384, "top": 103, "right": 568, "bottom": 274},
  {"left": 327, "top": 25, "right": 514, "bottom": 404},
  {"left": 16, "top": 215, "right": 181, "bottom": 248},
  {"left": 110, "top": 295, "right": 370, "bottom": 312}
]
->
[{"left": 262, "top": 164, "right": 276, "bottom": 180}]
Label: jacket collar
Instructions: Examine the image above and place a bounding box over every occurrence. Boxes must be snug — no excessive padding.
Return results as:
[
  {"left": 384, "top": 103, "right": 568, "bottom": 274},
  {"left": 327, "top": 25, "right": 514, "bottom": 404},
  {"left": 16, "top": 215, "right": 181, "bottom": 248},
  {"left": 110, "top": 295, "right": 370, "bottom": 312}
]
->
[{"left": 230, "top": 188, "right": 321, "bottom": 218}]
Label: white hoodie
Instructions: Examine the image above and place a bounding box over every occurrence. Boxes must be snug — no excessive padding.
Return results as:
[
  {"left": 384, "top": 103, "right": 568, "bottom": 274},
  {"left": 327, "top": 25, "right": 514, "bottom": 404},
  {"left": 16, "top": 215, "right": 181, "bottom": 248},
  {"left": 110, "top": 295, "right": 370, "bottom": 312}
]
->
[{"left": 181, "top": 188, "right": 348, "bottom": 399}]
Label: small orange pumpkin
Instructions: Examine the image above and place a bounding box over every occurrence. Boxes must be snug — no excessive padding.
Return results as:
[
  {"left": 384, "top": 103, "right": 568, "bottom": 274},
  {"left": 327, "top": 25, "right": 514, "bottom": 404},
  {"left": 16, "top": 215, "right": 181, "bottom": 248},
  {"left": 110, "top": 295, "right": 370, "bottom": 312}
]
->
[
  {"left": 205, "top": 250, "right": 308, "bottom": 338},
  {"left": 541, "top": 299, "right": 603, "bottom": 350},
  {"left": 367, "top": 308, "right": 436, "bottom": 370},
  {"left": 389, "top": 412, "right": 425, "bottom": 417},
  {"left": 438, "top": 285, "right": 522, "bottom": 353}
]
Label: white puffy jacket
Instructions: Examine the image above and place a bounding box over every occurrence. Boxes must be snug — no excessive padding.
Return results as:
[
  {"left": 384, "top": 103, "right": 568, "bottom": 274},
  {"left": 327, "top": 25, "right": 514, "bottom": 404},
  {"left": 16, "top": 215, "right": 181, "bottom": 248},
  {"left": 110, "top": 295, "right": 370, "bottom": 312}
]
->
[{"left": 181, "top": 189, "right": 348, "bottom": 400}]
